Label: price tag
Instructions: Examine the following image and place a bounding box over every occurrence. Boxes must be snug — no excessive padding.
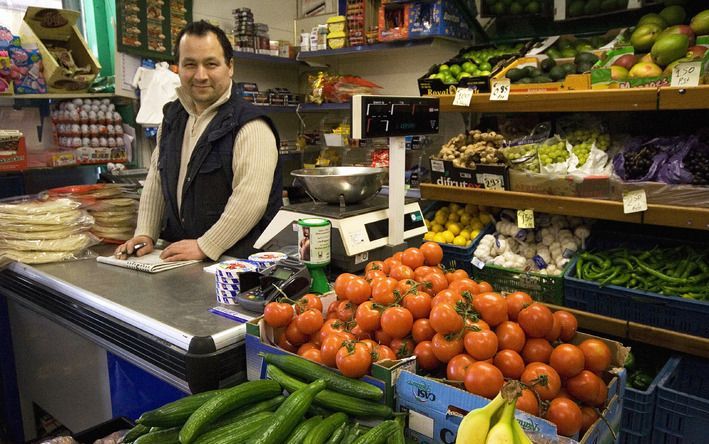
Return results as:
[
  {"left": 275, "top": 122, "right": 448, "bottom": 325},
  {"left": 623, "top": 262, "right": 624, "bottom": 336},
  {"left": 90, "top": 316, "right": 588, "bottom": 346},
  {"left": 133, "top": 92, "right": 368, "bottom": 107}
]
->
[
  {"left": 623, "top": 189, "right": 647, "bottom": 214},
  {"left": 453, "top": 88, "right": 474, "bottom": 107},
  {"left": 517, "top": 209, "right": 535, "bottom": 228},
  {"left": 626, "top": 0, "right": 641, "bottom": 8},
  {"left": 471, "top": 257, "right": 486, "bottom": 270},
  {"left": 478, "top": 173, "right": 504, "bottom": 190},
  {"left": 490, "top": 79, "right": 511, "bottom": 101},
  {"left": 553, "top": 0, "right": 566, "bottom": 21},
  {"left": 671, "top": 61, "right": 701, "bottom": 88}
]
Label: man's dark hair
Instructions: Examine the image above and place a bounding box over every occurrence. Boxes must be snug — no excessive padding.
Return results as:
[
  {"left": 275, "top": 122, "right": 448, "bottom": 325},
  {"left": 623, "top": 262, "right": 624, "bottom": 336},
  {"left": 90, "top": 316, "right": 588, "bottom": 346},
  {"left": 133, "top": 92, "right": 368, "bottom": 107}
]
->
[{"left": 174, "top": 20, "right": 233, "bottom": 65}]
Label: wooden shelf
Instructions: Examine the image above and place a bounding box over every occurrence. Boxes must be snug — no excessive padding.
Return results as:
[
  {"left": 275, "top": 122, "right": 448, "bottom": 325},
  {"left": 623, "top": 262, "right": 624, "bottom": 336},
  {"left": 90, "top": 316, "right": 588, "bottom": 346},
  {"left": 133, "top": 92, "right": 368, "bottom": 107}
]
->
[
  {"left": 658, "top": 85, "right": 709, "bottom": 110},
  {"left": 232, "top": 51, "right": 301, "bottom": 65},
  {"left": 420, "top": 184, "right": 709, "bottom": 230},
  {"left": 547, "top": 304, "right": 709, "bottom": 359},
  {"left": 297, "top": 37, "right": 468, "bottom": 60}
]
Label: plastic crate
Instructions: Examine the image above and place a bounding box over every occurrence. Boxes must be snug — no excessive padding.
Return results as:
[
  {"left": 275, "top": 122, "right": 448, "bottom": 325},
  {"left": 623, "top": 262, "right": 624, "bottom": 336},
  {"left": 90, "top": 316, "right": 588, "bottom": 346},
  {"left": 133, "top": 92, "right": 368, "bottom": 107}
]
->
[
  {"left": 653, "top": 356, "right": 709, "bottom": 443},
  {"left": 470, "top": 261, "right": 569, "bottom": 305},
  {"left": 619, "top": 356, "right": 678, "bottom": 444},
  {"left": 73, "top": 417, "right": 134, "bottom": 443}
]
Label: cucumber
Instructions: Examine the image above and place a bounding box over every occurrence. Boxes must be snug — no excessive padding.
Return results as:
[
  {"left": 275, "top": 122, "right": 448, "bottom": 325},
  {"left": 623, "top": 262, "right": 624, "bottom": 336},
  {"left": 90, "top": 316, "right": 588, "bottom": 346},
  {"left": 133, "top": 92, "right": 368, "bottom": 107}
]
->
[
  {"left": 246, "top": 379, "right": 327, "bottom": 444},
  {"left": 303, "top": 412, "right": 348, "bottom": 444},
  {"left": 193, "top": 411, "right": 273, "bottom": 444},
  {"left": 267, "top": 365, "right": 393, "bottom": 419},
  {"left": 324, "top": 421, "right": 349, "bottom": 444},
  {"left": 137, "top": 390, "right": 225, "bottom": 427},
  {"left": 179, "top": 379, "right": 282, "bottom": 444},
  {"left": 308, "top": 403, "right": 334, "bottom": 418},
  {"left": 261, "top": 352, "right": 383, "bottom": 400},
  {"left": 386, "top": 418, "right": 405, "bottom": 444},
  {"left": 123, "top": 424, "right": 150, "bottom": 443},
  {"left": 133, "top": 426, "right": 180, "bottom": 444},
  {"left": 215, "top": 395, "right": 285, "bottom": 426},
  {"left": 286, "top": 416, "right": 323, "bottom": 444},
  {"left": 340, "top": 424, "right": 362, "bottom": 444},
  {"left": 351, "top": 420, "right": 398, "bottom": 444}
]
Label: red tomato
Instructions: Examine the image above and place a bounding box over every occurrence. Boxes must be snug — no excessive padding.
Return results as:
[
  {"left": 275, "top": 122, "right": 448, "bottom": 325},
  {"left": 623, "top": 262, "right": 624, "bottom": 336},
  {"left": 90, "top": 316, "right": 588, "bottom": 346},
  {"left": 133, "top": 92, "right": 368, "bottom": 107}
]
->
[
  {"left": 326, "top": 300, "right": 341, "bottom": 320},
  {"left": 566, "top": 370, "right": 606, "bottom": 406},
  {"left": 521, "top": 363, "right": 561, "bottom": 401},
  {"left": 494, "top": 349, "right": 526, "bottom": 379},
  {"left": 296, "top": 293, "right": 323, "bottom": 314},
  {"left": 380, "top": 306, "right": 414, "bottom": 339},
  {"left": 495, "top": 321, "right": 526, "bottom": 353},
  {"left": 318, "top": 318, "right": 349, "bottom": 344},
  {"left": 285, "top": 320, "right": 309, "bottom": 345},
  {"left": 445, "top": 269, "right": 469, "bottom": 284},
  {"left": 355, "top": 301, "right": 382, "bottom": 332},
  {"left": 344, "top": 277, "right": 371, "bottom": 304},
  {"left": 414, "top": 340, "right": 442, "bottom": 371},
  {"left": 276, "top": 330, "right": 298, "bottom": 353},
  {"left": 373, "top": 344, "right": 397, "bottom": 362},
  {"left": 546, "top": 397, "right": 583, "bottom": 437},
  {"left": 350, "top": 324, "right": 371, "bottom": 340},
  {"left": 374, "top": 329, "right": 393, "bottom": 346},
  {"left": 463, "top": 329, "right": 498, "bottom": 361},
  {"left": 449, "top": 278, "right": 481, "bottom": 297},
  {"left": 465, "top": 318, "right": 491, "bottom": 331},
  {"left": 301, "top": 348, "right": 323, "bottom": 364},
  {"left": 393, "top": 251, "right": 404, "bottom": 262},
  {"left": 360, "top": 339, "right": 378, "bottom": 351},
  {"left": 263, "top": 302, "right": 294, "bottom": 328},
  {"left": 336, "top": 342, "right": 372, "bottom": 378},
  {"left": 371, "top": 277, "right": 398, "bottom": 305},
  {"left": 295, "top": 308, "right": 324, "bottom": 335},
  {"left": 396, "top": 279, "right": 420, "bottom": 298},
  {"left": 545, "top": 313, "right": 562, "bottom": 342},
  {"left": 365, "top": 260, "right": 389, "bottom": 275},
  {"left": 390, "top": 264, "right": 415, "bottom": 281},
  {"left": 580, "top": 406, "right": 599, "bottom": 436},
  {"left": 390, "top": 337, "right": 415, "bottom": 358},
  {"left": 334, "top": 273, "right": 357, "bottom": 300},
  {"left": 431, "top": 289, "right": 464, "bottom": 308},
  {"left": 337, "top": 300, "right": 357, "bottom": 322},
  {"left": 320, "top": 334, "right": 347, "bottom": 367},
  {"left": 521, "top": 338, "right": 553, "bottom": 364},
  {"left": 401, "top": 247, "right": 426, "bottom": 270},
  {"left": 429, "top": 303, "right": 464, "bottom": 335},
  {"left": 383, "top": 258, "right": 402, "bottom": 274},
  {"left": 420, "top": 242, "right": 444, "bottom": 266},
  {"left": 549, "top": 343, "right": 585, "bottom": 378},
  {"left": 431, "top": 333, "right": 465, "bottom": 363},
  {"left": 414, "top": 266, "right": 434, "bottom": 282},
  {"left": 505, "top": 291, "right": 533, "bottom": 321},
  {"left": 297, "top": 342, "right": 318, "bottom": 355},
  {"left": 473, "top": 292, "right": 508, "bottom": 326},
  {"left": 412, "top": 318, "right": 436, "bottom": 343},
  {"left": 478, "top": 281, "right": 494, "bottom": 293},
  {"left": 403, "top": 292, "right": 433, "bottom": 320},
  {"left": 516, "top": 388, "right": 540, "bottom": 416},
  {"left": 447, "top": 354, "right": 475, "bottom": 381},
  {"left": 518, "top": 303, "right": 554, "bottom": 338},
  {"left": 554, "top": 310, "right": 578, "bottom": 342},
  {"left": 421, "top": 272, "right": 449, "bottom": 296},
  {"left": 364, "top": 269, "right": 386, "bottom": 281},
  {"left": 578, "top": 339, "right": 612, "bottom": 373},
  {"left": 464, "top": 362, "right": 504, "bottom": 399}
]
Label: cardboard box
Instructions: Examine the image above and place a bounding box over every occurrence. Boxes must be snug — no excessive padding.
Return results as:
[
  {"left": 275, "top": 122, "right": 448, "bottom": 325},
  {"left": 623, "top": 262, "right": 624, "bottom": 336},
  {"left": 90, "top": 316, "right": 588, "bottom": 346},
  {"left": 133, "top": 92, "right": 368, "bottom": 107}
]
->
[
  {"left": 429, "top": 157, "right": 510, "bottom": 190},
  {"left": 509, "top": 170, "right": 611, "bottom": 198},
  {"left": 493, "top": 57, "right": 590, "bottom": 93},
  {"left": 0, "top": 132, "right": 27, "bottom": 172},
  {"left": 397, "top": 331, "right": 628, "bottom": 444},
  {"left": 378, "top": 3, "right": 410, "bottom": 42},
  {"left": 19, "top": 7, "right": 101, "bottom": 93},
  {"left": 245, "top": 293, "right": 416, "bottom": 408},
  {"left": 408, "top": 0, "right": 472, "bottom": 40}
]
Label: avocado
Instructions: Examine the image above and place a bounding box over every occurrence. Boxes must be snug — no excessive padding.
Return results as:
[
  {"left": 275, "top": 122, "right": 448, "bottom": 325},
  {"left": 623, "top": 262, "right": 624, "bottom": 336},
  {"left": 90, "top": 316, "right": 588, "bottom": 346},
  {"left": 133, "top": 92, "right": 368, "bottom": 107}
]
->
[
  {"left": 560, "top": 48, "right": 578, "bottom": 58},
  {"left": 557, "top": 39, "right": 573, "bottom": 50},
  {"left": 562, "top": 63, "right": 577, "bottom": 74},
  {"left": 540, "top": 57, "right": 556, "bottom": 72},
  {"left": 549, "top": 65, "right": 567, "bottom": 81},
  {"left": 575, "top": 52, "right": 600, "bottom": 66},
  {"left": 533, "top": 75, "right": 553, "bottom": 83},
  {"left": 521, "top": 66, "right": 536, "bottom": 77},
  {"left": 576, "top": 62, "right": 592, "bottom": 74},
  {"left": 546, "top": 48, "right": 562, "bottom": 59},
  {"left": 506, "top": 67, "right": 526, "bottom": 81},
  {"left": 528, "top": 68, "right": 543, "bottom": 78},
  {"left": 516, "top": 77, "right": 533, "bottom": 84}
]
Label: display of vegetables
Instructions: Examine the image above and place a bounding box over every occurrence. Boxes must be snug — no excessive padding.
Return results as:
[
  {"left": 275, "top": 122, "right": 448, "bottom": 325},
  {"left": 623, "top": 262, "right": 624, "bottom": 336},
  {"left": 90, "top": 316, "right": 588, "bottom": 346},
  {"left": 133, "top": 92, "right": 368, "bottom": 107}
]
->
[
  {"left": 436, "top": 130, "right": 506, "bottom": 167},
  {"left": 575, "top": 245, "right": 709, "bottom": 300},
  {"left": 474, "top": 212, "right": 592, "bottom": 276}
]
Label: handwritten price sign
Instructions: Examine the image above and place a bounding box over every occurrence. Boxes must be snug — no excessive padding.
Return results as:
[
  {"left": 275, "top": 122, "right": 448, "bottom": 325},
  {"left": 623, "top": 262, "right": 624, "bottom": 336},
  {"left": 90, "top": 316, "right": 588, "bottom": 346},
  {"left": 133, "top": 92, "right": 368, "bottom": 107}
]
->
[
  {"left": 517, "top": 209, "right": 535, "bottom": 228},
  {"left": 453, "top": 88, "right": 474, "bottom": 107},
  {"left": 478, "top": 173, "right": 505, "bottom": 190},
  {"left": 671, "top": 62, "right": 701, "bottom": 88},
  {"left": 490, "top": 78, "right": 511, "bottom": 101},
  {"left": 623, "top": 189, "right": 647, "bottom": 214}
]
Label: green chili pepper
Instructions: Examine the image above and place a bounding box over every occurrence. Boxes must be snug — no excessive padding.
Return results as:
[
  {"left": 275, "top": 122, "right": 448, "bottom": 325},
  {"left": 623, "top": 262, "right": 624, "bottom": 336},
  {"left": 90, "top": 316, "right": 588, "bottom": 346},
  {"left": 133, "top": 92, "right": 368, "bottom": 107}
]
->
[
  {"left": 629, "top": 371, "right": 654, "bottom": 391},
  {"left": 624, "top": 351, "right": 635, "bottom": 372}
]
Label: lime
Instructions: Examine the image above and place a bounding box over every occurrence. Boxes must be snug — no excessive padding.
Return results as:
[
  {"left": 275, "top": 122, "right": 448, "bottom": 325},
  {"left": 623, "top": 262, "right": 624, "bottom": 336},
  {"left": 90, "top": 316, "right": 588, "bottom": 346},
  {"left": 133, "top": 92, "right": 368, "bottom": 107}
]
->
[
  {"left": 510, "top": 2, "right": 523, "bottom": 14},
  {"left": 438, "top": 64, "right": 450, "bottom": 73},
  {"left": 462, "top": 61, "right": 477, "bottom": 73},
  {"left": 479, "top": 62, "right": 492, "bottom": 71},
  {"left": 457, "top": 72, "right": 473, "bottom": 80},
  {"left": 492, "top": 2, "right": 506, "bottom": 14},
  {"left": 449, "top": 64, "right": 462, "bottom": 76}
]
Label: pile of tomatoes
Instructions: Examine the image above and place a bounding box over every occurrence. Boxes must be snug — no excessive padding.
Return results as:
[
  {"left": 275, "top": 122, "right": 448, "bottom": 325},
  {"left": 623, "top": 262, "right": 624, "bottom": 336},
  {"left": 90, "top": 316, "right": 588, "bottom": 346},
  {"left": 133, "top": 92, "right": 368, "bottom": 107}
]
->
[{"left": 262, "top": 241, "right": 615, "bottom": 438}]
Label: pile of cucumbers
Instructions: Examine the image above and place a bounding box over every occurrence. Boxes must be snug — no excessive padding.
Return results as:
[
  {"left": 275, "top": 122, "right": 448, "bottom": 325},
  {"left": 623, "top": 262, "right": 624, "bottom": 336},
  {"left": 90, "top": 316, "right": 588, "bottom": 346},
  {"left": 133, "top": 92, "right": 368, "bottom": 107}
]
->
[
  {"left": 505, "top": 52, "right": 600, "bottom": 84},
  {"left": 123, "top": 352, "right": 403, "bottom": 444}
]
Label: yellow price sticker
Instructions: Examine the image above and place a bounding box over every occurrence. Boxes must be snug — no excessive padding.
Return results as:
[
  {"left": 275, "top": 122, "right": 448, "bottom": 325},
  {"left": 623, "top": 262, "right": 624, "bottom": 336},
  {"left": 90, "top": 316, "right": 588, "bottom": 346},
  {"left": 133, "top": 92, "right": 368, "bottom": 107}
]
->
[
  {"left": 517, "top": 209, "right": 535, "bottom": 228},
  {"left": 623, "top": 189, "right": 647, "bottom": 214}
]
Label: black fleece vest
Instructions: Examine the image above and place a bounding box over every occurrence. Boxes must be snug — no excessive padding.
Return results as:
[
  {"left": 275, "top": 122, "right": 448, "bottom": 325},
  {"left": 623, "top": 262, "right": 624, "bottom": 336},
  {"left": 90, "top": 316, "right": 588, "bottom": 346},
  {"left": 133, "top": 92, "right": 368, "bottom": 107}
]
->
[{"left": 158, "top": 84, "right": 282, "bottom": 258}]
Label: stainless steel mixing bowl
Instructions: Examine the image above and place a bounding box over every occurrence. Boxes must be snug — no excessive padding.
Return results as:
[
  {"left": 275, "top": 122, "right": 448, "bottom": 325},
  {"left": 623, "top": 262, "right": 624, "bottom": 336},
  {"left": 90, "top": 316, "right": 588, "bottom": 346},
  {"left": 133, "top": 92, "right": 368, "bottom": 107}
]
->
[{"left": 291, "top": 167, "right": 387, "bottom": 204}]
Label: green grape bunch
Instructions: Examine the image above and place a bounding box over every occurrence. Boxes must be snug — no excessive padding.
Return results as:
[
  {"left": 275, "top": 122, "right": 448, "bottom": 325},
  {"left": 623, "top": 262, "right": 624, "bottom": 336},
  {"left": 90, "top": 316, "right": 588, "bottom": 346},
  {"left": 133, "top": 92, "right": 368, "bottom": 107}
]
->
[{"left": 538, "top": 140, "right": 568, "bottom": 166}]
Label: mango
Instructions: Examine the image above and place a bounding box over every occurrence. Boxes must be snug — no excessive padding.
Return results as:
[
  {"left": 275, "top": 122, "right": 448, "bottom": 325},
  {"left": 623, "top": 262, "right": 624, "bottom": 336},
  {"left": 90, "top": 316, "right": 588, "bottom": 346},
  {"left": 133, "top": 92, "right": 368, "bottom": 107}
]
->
[{"left": 651, "top": 34, "right": 689, "bottom": 67}]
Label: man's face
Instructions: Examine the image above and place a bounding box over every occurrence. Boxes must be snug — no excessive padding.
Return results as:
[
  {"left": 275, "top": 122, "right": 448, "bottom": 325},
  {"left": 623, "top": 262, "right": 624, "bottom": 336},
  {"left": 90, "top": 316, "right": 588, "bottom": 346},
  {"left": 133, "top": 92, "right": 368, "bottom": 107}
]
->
[{"left": 177, "top": 32, "right": 233, "bottom": 113}]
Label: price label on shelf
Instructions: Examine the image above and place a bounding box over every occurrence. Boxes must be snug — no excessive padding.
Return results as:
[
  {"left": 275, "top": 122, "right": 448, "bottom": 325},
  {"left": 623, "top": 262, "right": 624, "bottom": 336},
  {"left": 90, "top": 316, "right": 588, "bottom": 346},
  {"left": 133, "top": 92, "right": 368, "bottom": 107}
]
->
[
  {"left": 670, "top": 62, "right": 701, "bottom": 88},
  {"left": 626, "top": 0, "right": 641, "bottom": 9},
  {"left": 490, "top": 79, "right": 511, "bottom": 101},
  {"left": 471, "top": 257, "right": 486, "bottom": 270},
  {"left": 517, "top": 209, "right": 535, "bottom": 228},
  {"left": 478, "top": 173, "right": 505, "bottom": 190},
  {"left": 453, "top": 88, "right": 474, "bottom": 107},
  {"left": 623, "top": 189, "right": 647, "bottom": 214}
]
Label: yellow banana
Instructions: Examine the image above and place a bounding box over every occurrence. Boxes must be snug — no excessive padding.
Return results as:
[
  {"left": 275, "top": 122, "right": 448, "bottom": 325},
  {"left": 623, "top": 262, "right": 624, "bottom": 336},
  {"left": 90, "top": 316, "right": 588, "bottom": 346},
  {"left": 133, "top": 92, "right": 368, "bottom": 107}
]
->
[
  {"left": 456, "top": 393, "right": 506, "bottom": 444},
  {"left": 485, "top": 401, "right": 516, "bottom": 444},
  {"left": 512, "top": 419, "right": 533, "bottom": 444}
]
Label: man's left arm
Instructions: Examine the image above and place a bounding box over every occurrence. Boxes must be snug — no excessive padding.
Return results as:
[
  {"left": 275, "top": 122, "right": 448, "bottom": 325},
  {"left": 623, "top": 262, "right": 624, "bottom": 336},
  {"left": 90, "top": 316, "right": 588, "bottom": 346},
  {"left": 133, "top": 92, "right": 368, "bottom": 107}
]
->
[{"left": 197, "top": 119, "right": 278, "bottom": 260}]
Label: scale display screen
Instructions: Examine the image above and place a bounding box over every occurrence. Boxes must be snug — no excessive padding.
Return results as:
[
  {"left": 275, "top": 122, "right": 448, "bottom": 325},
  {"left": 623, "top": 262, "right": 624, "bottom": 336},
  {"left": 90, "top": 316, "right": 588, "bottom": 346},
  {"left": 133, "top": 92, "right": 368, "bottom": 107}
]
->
[
  {"left": 352, "top": 96, "right": 440, "bottom": 139},
  {"left": 364, "top": 211, "right": 425, "bottom": 242}
]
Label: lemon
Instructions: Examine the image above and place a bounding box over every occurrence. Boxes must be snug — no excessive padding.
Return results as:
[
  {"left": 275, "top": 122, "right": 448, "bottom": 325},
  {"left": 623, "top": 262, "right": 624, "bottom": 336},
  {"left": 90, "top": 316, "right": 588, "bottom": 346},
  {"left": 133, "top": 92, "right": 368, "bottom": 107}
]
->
[
  {"left": 431, "top": 223, "right": 444, "bottom": 233},
  {"left": 466, "top": 240, "right": 473, "bottom": 247},
  {"left": 449, "top": 203, "right": 462, "bottom": 212},
  {"left": 447, "top": 212, "right": 460, "bottom": 223},
  {"left": 453, "top": 235, "right": 467, "bottom": 246},
  {"left": 465, "top": 204, "right": 479, "bottom": 215},
  {"left": 447, "top": 223, "right": 461, "bottom": 236},
  {"left": 436, "top": 207, "right": 450, "bottom": 216},
  {"left": 433, "top": 233, "right": 447, "bottom": 243},
  {"left": 434, "top": 213, "right": 447, "bottom": 225},
  {"left": 460, "top": 229, "right": 471, "bottom": 241},
  {"left": 423, "top": 231, "right": 436, "bottom": 241},
  {"left": 424, "top": 218, "right": 431, "bottom": 229},
  {"left": 442, "top": 230, "right": 455, "bottom": 243},
  {"left": 459, "top": 214, "right": 471, "bottom": 226},
  {"left": 479, "top": 212, "right": 493, "bottom": 225},
  {"left": 471, "top": 220, "right": 484, "bottom": 231},
  {"left": 471, "top": 229, "right": 481, "bottom": 239}
]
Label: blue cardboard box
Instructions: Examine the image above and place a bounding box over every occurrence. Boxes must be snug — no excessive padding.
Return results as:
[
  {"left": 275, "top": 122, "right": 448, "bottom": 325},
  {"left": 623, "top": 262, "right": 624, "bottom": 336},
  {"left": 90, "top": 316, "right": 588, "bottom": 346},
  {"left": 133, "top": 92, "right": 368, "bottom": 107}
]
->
[{"left": 408, "top": 0, "right": 473, "bottom": 40}]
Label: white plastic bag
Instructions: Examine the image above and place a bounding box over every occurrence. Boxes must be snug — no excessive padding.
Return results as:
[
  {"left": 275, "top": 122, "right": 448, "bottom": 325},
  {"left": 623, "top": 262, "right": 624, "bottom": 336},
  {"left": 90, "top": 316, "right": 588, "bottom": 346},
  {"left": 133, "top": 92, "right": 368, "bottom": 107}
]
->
[{"left": 134, "top": 62, "right": 181, "bottom": 126}]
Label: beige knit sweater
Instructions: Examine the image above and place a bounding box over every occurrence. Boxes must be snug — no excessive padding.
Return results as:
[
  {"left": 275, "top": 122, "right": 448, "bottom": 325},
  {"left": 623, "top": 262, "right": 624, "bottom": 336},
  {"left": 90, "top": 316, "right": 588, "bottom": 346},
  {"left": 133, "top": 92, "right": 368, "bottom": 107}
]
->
[{"left": 134, "top": 85, "right": 278, "bottom": 260}]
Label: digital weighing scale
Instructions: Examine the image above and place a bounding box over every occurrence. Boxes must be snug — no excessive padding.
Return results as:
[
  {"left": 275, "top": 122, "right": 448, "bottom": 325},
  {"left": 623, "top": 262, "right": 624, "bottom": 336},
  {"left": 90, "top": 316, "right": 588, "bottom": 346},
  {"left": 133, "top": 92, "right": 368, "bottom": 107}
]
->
[
  {"left": 235, "top": 258, "right": 312, "bottom": 313},
  {"left": 255, "top": 95, "right": 440, "bottom": 273}
]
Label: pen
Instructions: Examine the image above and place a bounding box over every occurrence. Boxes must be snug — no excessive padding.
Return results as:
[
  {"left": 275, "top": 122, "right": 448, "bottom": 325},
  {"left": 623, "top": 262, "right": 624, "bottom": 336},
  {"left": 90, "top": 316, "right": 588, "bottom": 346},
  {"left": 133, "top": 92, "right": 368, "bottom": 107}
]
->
[{"left": 116, "top": 242, "right": 147, "bottom": 258}]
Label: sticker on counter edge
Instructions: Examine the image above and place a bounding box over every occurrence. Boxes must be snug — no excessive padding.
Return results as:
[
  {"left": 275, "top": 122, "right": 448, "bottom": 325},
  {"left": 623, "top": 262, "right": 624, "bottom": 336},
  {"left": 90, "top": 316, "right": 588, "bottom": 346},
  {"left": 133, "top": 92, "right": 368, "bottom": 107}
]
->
[{"left": 209, "top": 307, "right": 250, "bottom": 324}]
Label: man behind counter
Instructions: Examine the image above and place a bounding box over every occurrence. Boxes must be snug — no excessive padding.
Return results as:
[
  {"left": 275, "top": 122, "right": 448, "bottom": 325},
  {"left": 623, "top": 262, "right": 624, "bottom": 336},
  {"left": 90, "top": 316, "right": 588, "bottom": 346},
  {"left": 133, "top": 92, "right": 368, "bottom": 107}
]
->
[{"left": 115, "top": 20, "right": 282, "bottom": 261}]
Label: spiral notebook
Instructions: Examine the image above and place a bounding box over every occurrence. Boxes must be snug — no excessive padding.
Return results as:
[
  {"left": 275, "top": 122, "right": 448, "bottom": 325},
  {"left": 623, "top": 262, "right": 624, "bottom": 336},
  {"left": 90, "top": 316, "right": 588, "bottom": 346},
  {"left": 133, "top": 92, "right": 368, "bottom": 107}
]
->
[{"left": 96, "top": 249, "right": 201, "bottom": 273}]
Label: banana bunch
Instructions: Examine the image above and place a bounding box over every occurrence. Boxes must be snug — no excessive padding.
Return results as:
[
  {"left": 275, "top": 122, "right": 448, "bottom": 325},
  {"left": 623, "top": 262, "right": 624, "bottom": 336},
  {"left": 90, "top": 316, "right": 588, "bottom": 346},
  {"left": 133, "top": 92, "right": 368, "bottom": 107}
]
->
[{"left": 456, "top": 388, "right": 532, "bottom": 444}]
